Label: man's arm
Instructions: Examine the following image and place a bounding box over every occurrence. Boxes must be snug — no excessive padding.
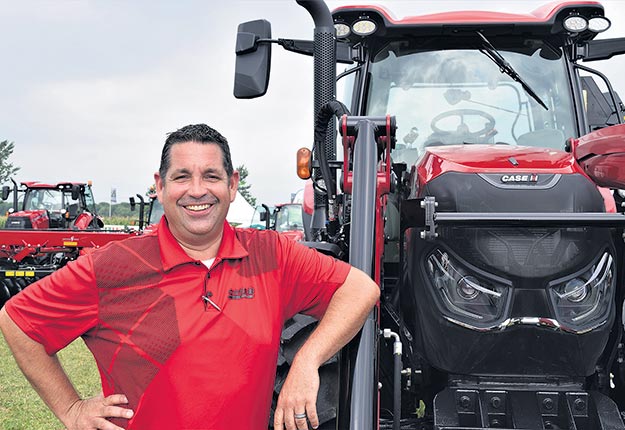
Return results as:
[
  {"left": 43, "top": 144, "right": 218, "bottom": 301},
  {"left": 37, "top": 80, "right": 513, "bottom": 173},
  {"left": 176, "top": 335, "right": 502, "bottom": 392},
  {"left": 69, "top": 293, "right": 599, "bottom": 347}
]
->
[
  {"left": 0, "top": 307, "right": 133, "bottom": 430},
  {"left": 274, "top": 266, "right": 379, "bottom": 430}
]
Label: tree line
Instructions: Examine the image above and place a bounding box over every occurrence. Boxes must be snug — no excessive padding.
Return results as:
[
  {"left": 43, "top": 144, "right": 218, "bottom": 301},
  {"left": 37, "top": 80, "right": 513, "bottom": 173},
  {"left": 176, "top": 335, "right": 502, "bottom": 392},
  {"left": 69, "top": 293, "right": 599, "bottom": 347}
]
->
[{"left": 0, "top": 140, "right": 259, "bottom": 215}]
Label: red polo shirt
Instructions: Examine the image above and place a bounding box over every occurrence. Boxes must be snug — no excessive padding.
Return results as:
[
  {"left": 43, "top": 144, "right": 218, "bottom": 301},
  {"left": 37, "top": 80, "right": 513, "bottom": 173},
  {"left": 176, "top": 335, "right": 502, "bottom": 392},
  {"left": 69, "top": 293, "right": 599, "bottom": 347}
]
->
[{"left": 5, "top": 217, "right": 350, "bottom": 429}]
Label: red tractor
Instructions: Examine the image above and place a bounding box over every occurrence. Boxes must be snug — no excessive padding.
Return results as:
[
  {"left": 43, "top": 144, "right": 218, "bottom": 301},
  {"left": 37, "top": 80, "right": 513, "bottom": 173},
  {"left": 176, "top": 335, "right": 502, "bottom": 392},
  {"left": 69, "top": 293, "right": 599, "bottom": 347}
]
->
[
  {"left": 235, "top": 1, "right": 625, "bottom": 429},
  {"left": 0, "top": 182, "right": 141, "bottom": 308},
  {"left": 251, "top": 202, "right": 306, "bottom": 242},
  {"left": 2, "top": 180, "right": 103, "bottom": 230},
  {"left": 129, "top": 192, "right": 164, "bottom": 231}
]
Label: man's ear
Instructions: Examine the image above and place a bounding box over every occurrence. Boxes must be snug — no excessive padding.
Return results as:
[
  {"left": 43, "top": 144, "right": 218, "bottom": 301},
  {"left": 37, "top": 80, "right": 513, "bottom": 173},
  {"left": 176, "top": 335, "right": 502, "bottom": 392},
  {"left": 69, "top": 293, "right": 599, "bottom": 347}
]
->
[
  {"left": 154, "top": 172, "right": 164, "bottom": 201},
  {"left": 229, "top": 171, "right": 240, "bottom": 202}
]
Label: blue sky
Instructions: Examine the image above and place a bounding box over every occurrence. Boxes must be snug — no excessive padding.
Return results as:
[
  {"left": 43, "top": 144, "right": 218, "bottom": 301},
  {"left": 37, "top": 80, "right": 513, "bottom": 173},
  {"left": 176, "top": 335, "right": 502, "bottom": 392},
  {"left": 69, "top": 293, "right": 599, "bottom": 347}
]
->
[{"left": 1, "top": 0, "right": 624, "bottom": 205}]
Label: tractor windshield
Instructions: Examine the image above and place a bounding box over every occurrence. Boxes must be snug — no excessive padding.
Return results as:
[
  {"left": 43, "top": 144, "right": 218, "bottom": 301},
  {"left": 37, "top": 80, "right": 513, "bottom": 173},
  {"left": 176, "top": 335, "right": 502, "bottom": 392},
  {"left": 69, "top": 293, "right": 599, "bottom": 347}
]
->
[
  {"left": 148, "top": 199, "right": 164, "bottom": 225},
  {"left": 84, "top": 186, "right": 97, "bottom": 214},
  {"left": 366, "top": 41, "right": 577, "bottom": 162},
  {"left": 24, "top": 189, "right": 65, "bottom": 211},
  {"left": 275, "top": 204, "right": 304, "bottom": 233}
]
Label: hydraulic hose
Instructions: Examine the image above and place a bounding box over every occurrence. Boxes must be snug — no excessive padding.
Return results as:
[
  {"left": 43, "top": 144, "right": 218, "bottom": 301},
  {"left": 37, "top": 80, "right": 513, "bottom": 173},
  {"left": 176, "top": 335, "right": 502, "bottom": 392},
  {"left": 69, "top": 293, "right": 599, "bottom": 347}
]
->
[
  {"left": 313, "top": 100, "right": 351, "bottom": 203},
  {"left": 382, "top": 329, "right": 403, "bottom": 430}
]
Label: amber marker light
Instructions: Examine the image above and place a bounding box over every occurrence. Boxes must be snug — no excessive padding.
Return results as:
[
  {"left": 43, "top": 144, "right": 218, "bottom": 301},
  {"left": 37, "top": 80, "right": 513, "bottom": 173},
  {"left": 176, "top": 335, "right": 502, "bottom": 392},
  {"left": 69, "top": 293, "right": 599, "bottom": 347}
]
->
[{"left": 297, "top": 148, "right": 312, "bottom": 180}]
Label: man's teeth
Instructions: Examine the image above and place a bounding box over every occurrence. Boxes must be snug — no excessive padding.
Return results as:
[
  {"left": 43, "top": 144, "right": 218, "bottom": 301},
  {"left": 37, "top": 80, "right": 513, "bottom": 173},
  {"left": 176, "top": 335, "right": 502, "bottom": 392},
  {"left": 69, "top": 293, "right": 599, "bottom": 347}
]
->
[{"left": 186, "top": 204, "right": 211, "bottom": 211}]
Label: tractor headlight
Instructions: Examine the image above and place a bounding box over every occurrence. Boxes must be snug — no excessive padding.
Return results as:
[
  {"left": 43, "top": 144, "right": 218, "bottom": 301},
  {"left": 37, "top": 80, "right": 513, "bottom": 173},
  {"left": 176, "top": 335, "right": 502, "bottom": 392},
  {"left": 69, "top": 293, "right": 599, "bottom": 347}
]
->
[
  {"left": 334, "top": 22, "right": 351, "bottom": 38},
  {"left": 426, "top": 249, "right": 511, "bottom": 330},
  {"left": 548, "top": 251, "right": 615, "bottom": 333},
  {"left": 352, "top": 19, "right": 377, "bottom": 36},
  {"left": 588, "top": 16, "right": 611, "bottom": 33},
  {"left": 563, "top": 15, "right": 588, "bottom": 33}
]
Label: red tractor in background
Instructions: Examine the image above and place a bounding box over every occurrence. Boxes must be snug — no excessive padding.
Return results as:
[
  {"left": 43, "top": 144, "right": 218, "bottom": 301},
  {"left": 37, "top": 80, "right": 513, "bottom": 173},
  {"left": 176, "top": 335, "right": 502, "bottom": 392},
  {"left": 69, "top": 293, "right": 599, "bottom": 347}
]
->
[
  {"left": 0, "top": 183, "right": 146, "bottom": 308},
  {"left": 235, "top": 1, "right": 625, "bottom": 429},
  {"left": 251, "top": 202, "right": 306, "bottom": 241},
  {"left": 2, "top": 180, "right": 103, "bottom": 230},
  {"left": 129, "top": 191, "right": 164, "bottom": 231}
]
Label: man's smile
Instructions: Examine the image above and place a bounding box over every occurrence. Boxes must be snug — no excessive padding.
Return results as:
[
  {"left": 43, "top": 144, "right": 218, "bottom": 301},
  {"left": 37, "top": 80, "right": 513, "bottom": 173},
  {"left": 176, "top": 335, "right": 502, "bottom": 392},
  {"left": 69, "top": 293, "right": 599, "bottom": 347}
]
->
[{"left": 184, "top": 203, "right": 213, "bottom": 212}]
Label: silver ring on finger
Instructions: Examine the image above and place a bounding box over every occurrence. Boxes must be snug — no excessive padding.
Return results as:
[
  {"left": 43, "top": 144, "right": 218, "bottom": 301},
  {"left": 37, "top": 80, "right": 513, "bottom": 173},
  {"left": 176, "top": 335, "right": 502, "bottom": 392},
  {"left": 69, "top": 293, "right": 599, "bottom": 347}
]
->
[{"left": 294, "top": 412, "right": 307, "bottom": 420}]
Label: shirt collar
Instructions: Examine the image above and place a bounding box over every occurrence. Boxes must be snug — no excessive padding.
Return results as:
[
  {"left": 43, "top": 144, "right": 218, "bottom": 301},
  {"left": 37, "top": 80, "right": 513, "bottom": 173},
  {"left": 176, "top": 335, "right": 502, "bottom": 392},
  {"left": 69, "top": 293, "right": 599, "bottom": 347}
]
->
[{"left": 158, "top": 216, "right": 249, "bottom": 271}]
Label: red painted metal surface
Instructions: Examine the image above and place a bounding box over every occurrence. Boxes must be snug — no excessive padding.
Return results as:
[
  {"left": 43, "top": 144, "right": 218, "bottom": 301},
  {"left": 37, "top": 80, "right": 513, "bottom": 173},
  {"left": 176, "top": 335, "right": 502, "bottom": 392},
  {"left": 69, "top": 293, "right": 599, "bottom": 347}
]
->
[
  {"left": 414, "top": 144, "right": 579, "bottom": 192},
  {"left": 8, "top": 210, "right": 49, "bottom": 229},
  {"left": 409, "top": 142, "right": 619, "bottom": 212},
  {"left": 572, "top": 124, "right": 625, "bottom": 189},
  {"left": 0, "top": 229, "right": 137, "bottom": 250},
  {"left": 73, "top": 212, "right": 95, "bottom": 230},
  {"left": 20, "top": 181, "right": 88, "bottom": 188},
  {"left": 333, "top": 1, "right": 602, "bottom": 25}
]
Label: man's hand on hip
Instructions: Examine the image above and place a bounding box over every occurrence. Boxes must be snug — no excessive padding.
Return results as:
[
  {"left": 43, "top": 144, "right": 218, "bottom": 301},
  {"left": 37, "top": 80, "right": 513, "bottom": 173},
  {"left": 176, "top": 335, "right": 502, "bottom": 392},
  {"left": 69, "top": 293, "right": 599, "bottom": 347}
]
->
[{"left": 62, "top": 393, "right": 134, "bottom": 430}]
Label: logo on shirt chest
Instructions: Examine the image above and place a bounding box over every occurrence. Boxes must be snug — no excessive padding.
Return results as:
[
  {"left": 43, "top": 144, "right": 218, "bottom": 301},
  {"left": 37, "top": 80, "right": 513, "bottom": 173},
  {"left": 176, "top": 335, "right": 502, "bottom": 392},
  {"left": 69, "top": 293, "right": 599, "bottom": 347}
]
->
[{"left": 228, "top": 287, "right": 255, "bottom": 300}]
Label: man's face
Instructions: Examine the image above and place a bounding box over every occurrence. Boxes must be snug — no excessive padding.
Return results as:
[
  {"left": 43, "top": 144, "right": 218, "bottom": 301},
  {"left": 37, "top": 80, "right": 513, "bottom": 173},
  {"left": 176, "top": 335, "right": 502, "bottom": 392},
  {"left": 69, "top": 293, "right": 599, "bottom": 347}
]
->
[{"left": 154, "top": 141, "right": 239, "bottom": 249}]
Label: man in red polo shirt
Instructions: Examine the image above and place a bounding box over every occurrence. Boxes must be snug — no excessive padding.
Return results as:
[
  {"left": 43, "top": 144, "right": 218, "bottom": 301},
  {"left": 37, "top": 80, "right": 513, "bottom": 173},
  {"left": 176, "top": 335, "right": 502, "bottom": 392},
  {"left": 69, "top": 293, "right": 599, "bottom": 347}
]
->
[{"left": 0, "top": 124, "right": 379, "bottom": 430}]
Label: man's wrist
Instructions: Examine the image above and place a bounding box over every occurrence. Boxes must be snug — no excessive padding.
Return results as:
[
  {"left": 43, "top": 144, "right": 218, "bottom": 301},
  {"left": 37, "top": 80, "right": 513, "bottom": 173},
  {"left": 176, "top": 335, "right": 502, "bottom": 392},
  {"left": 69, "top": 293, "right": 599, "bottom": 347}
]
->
[
  {"left": 58, "top": 396, "right": 83, "bottom": 426},
  {"left": 292, "top": 348, "right": 324, "bottom": 370}
]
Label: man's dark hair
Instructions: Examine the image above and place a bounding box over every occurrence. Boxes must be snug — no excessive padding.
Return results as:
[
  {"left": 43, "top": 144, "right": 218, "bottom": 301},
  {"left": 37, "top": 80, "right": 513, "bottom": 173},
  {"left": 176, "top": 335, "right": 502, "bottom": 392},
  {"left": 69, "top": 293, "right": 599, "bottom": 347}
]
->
[{"left": 159, "top": 124, "right": 234, "bottom": 179}]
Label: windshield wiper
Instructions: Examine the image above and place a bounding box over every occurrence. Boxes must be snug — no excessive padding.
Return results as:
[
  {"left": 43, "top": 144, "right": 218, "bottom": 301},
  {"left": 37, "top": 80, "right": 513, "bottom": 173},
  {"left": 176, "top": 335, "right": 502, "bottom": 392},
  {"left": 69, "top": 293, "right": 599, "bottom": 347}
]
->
[{"left": 477, "top": 31, "right": 549, "bottom": 111}]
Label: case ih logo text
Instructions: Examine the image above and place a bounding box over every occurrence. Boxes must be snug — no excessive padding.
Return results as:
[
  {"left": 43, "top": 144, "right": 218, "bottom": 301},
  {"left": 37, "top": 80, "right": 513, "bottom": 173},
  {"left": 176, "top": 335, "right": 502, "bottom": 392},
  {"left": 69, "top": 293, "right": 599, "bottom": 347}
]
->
[
  {"left": 500, "top": 174, "right": 539, "bottom": 184},
  {"left": 228, "top": 287, "right": 255, "bottom": 300}
]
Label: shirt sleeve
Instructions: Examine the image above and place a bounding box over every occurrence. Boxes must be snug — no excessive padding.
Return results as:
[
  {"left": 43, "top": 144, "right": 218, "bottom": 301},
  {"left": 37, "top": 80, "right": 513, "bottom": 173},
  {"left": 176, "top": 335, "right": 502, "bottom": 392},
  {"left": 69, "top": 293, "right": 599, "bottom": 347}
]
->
[
  {"left": 278, "top": 234, "right": 351, "bottom": 321},
  {"left": 4, "top": 254, "right": 99, "bottom": 355}
]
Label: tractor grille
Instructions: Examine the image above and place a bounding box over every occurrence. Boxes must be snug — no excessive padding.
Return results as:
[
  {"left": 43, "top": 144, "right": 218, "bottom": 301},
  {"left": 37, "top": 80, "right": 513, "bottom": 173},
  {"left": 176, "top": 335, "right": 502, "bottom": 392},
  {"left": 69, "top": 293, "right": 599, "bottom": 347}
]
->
[{"left": 4, "top": 217, "right": 32, "bottom": 229}]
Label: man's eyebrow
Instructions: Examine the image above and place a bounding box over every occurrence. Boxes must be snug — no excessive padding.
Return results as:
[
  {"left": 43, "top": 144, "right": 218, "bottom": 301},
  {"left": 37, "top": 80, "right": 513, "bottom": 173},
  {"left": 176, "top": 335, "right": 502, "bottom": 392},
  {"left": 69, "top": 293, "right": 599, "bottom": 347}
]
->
[
  {"left": 169, "top": 168, "right": 191, "bottom": 176},
  {"left": 169, "top": 167, "right": 224, "bottom": 177},
  {"left": 202, "top": 168, "right": 224, "bottom": 175}
]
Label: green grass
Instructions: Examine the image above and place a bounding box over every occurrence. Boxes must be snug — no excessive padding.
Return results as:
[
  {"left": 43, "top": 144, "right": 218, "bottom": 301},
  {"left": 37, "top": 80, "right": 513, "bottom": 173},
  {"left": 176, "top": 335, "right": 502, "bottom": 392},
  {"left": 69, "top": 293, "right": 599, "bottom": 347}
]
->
[{"left": 0, "top": 337, "right": 100, "bottom": 430}]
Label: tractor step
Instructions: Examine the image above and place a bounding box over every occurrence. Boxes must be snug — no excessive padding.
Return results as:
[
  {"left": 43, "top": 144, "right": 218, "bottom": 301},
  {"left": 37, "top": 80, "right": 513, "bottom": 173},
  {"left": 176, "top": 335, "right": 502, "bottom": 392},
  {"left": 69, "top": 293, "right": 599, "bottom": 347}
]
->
[{"left": 434, "top": 387, "right": 625, "bottom": 429}]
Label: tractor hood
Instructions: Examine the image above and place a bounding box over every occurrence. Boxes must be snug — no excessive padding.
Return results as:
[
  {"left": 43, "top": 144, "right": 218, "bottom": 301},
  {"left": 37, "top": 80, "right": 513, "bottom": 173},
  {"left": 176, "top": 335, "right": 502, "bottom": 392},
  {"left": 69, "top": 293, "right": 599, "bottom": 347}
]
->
[
  {"left": 409, "top": 143, "right": 616, "bottom": 213},
  {"left": 414, "top": 144, "right": 578, "bottom": 187}
]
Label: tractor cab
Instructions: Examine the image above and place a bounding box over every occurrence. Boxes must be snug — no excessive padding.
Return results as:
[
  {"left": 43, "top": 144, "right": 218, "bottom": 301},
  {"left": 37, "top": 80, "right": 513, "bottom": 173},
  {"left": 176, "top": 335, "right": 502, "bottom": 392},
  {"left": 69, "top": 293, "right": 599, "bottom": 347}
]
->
[
  {"left": 330, "top": 3, "right": 625, "bottom": 165},
  {"left": 129, "top": 192, "right": 163, "bottom": 231},
  {"left": 249, "top": 203, "right": 305, "bottom": 241},
  {"left": 274, "top": 203, "right": 305, "bottom": 241}
]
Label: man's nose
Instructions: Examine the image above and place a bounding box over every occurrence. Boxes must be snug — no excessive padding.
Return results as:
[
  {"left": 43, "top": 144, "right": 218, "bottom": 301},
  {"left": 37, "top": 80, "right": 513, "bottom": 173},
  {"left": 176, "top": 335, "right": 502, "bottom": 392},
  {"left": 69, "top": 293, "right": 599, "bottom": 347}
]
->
[{"left": 187, "top": 176, "right": 208, "bottom": 197}]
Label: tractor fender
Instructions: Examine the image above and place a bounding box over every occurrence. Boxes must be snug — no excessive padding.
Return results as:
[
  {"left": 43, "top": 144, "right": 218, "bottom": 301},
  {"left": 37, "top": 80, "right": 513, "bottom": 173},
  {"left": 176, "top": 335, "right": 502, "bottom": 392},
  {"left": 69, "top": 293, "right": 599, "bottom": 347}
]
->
[
  {"left": 572, "top": 123, "right": 625, "bottom": 189},
  {"left": 73, "top": 212, "right": 103, "bottom": 229}
]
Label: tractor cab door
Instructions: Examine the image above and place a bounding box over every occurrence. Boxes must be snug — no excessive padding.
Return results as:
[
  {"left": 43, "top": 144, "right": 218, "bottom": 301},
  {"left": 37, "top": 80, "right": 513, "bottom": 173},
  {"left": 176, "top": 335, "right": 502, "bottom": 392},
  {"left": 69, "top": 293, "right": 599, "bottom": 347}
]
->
[{"left": 578, "top": 37, "right": 625, "bottom": 130}]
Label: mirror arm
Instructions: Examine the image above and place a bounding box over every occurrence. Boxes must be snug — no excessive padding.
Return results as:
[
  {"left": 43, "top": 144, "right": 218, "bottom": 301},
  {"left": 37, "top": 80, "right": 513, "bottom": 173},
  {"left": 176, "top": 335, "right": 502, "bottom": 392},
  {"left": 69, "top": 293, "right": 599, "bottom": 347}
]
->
[
  {"left": 579, "top": 37, "right": 625, "bottom": 62},
  {"left": 242, "top": 37, "right": 352, "bottom": 64}
]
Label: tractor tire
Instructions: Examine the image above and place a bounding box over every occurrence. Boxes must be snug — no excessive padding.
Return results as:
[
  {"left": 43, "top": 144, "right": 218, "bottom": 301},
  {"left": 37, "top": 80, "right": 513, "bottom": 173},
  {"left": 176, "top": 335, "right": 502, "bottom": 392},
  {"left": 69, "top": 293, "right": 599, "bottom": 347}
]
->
[
  {"left": 0, "top": 280, "right": 10, "bottom": 308},
  {"left": 0, "top": 276, "right": 40, "bottom": 308},
  {"left": 4, "top": 278, "right": 22, "bottom": 296},
  {"left": 271, "top": 314, "right": 339, "bottom": 430}
]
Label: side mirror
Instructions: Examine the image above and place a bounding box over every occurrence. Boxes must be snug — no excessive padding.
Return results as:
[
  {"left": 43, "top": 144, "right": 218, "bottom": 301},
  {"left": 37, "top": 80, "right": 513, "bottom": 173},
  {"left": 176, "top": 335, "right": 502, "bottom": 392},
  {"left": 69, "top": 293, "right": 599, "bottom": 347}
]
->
[
  {"left": 71, "top": 184, "right": 80, "bottom": 200},
  {"left": 135, "top": 194, "right": 145, "bottom": 230},
  {"left": 129, "top": 196, "right": 136, "bottom": 211},
  {"left": 233, "top": 19, "right": 272, "bottom": 99},
  {"left": 261, "top": 203, "right": 271, "bottom": 230},
  {"left": 1, "top": 186, "right": 10, "bottom": 201}
]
